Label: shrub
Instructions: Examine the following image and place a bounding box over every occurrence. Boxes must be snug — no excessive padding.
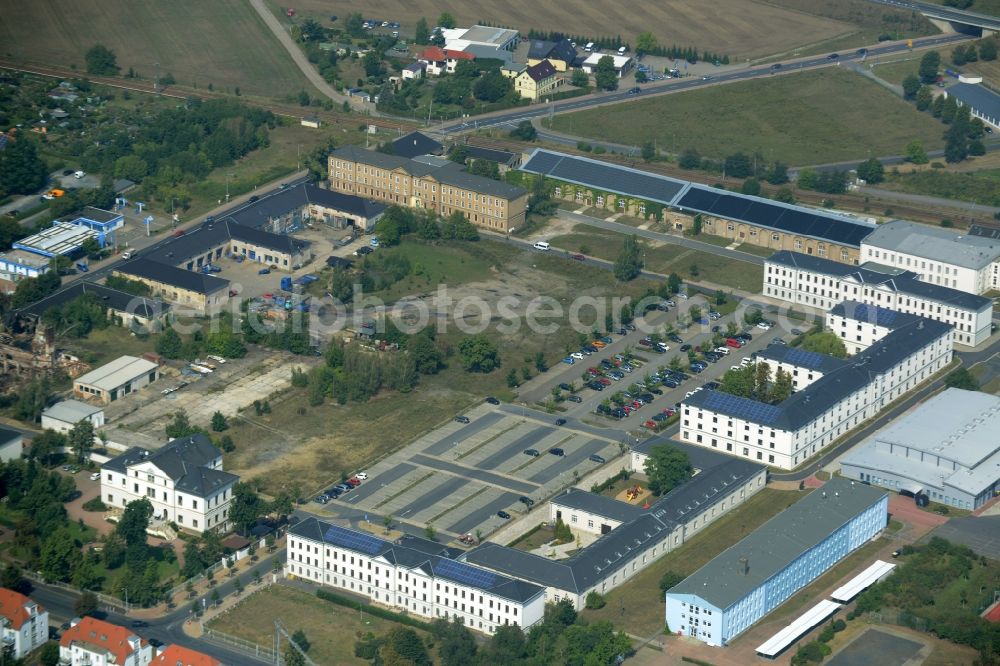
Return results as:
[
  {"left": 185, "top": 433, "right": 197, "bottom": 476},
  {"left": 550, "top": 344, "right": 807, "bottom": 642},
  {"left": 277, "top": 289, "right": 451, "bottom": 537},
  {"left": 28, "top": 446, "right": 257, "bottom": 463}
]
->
[
  {"left": 585, "top": 591, "right": 606, "bottom": 609},
  {"left": 82, "top": 497, "right": 107, "bottom": 512}
]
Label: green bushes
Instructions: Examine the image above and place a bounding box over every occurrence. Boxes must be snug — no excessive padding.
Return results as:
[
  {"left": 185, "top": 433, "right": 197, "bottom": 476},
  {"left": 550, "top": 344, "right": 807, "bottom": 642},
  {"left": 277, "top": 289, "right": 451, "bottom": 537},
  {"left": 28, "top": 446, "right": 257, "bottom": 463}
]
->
[{"left": 585, "top": 591, "right": 607, "bottom": 609}]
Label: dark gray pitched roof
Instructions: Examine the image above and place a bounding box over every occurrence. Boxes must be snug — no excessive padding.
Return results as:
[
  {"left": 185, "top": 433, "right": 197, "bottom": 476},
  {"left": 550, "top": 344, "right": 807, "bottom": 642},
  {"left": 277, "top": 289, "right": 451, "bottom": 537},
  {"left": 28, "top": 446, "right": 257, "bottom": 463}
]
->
[
  {"left": 551, "top": 488, "right": 642, "bottom": 523},
  {"left": 392, "top": 132, "right": 444, "bottom": 159},
  {"left": 527, "top": 39, "right": 576, "bottom": 64},
  {"left": 116, "top": 260, "right": 230, "bottom": 295},
  {"left": 685, "top": 314, "right": 953, "bottom": 431},
  {"left": 756, "top": 345, "right": 849, "bottom": 374},
  {"left": 525, "top": 59, "right": 556, "bottom": 82},
  {"left": 463, "top": 145, "right": 519, "bottom": 166},
  {"left": 332, "top": 146, "right": 527, "bottom": 200},
  {"left": 828, "top": 300, "right": 921, "bottom": 330},
  {"left": 946, "top": 82, "right": 1000, "bottom": 120},
  {"left": 464, "top": 450, "right": 764, "bottom": 593},
  {"left": 0, "top": 427, "right": 22, "bottom": 448},
  {"left": 289, "top": 518, "right": 544, "bottom": 603},
  {"left": 303, "top": 187, "right": 386, "bottom": 219},
  {"left": 102, "top": 434, "right": 237, "bottom": 498},
  {"left": 16, "top": 281, "right": 171, "bottom": 321},
  {"left": 668, "top": 478, "right": 886, "bottom": 609},
  {"left": 767, "top": 251, "right": 991, "bottom": 311}
]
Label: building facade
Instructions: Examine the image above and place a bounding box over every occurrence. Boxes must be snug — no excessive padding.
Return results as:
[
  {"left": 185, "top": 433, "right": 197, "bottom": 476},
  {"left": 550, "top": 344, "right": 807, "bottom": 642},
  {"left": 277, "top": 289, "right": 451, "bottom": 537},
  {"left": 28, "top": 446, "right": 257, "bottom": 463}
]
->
[
  {"left": 102, "top": 434, "right": 238, "bottom": 533},
  {"left": 59, "top": 616, "right": 153, "bottom": 666},
  {"left": 0, "top": 588, "right": 48, "bottom": 659},
  {"left": 329, "top": 146, "right": 527, "bottom": 233},
  {"left": 681, "top": 310, "right": 953, "bottom": 470},
  {"left": 41, "top": 400, "right": 105, "bottom": 433},
  {"left": 418, "top": 47, "right": 475, "bottom": 76},
  {"left": 666, "top": 478, "right": 887, "bottom": 647},
  {"left": 113, "top": 262, "right": 230, "bottom": 314},
  {"left": 286, "top": 519, "right": 545, "bottom": 635},
  {"left": 73, "top": 355, "right": 159, "bottom": 404},
  {"left": 825, "top": 301, "right": 924, "bottom": 355},
  {"left": 944, "top": 79, "right": 1000, "bottom": 129},
  {"left": 840, "top": 388, "right": 1000, "bottom": 510},
  {"left": 860, "top": 219, "right": 1000, "bottom": 295},
  {"left": 764, "top": 251, "right": 992, "bottom": 347},
  {"left": 465, "top": 444, "right": 767, "bottom": 610},
  {"left": 512, "top": 60, "right": 560, "bottom": 100}
]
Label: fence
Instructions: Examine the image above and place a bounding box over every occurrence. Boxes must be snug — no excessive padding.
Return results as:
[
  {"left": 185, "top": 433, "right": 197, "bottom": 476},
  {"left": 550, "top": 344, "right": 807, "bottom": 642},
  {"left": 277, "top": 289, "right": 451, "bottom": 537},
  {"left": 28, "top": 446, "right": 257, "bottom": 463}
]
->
[
  {"left": 22, "top": 570, "right": 131, "bottom": 613},
  {"left": 165, "top": 536, "right": 272, "bottom": 601},
  {"left": 202, "top": 627, "right": 278, "bottom": 664}
]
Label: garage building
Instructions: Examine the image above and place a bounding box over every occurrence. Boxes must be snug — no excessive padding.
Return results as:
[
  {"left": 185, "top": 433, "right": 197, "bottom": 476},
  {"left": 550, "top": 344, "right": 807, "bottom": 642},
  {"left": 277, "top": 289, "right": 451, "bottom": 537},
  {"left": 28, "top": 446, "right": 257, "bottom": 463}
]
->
[{"left": 73, "top": 355, "right": 159, "bottom": 404}]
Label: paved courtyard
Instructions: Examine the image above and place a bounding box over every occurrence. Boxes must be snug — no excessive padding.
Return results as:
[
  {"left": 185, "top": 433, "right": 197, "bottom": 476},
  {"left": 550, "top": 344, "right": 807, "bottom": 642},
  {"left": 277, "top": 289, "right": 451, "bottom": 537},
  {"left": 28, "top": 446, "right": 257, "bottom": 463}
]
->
[{"left": 827, "top": 628, "right": 927, "bottom": 666}]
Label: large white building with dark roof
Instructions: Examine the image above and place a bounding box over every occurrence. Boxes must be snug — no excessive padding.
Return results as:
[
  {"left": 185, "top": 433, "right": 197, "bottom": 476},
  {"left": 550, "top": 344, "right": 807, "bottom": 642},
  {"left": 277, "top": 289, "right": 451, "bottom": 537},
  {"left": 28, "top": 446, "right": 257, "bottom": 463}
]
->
[
  {"left": 286, "top": 518, "right": 544, "bottom": 635},
  {"left": 101, "top": 434, "right": 238, "bottom": 533},
  {"left": 681, "top": 307, "right": 953, "bottom": 469},
  {"left": 860, "top": 219, "right": 1000, "bottom": 295},
  {"left": 840, "top": 388, "right": 1000, "bottom": 510},
  {"left": 665, "top": 477, "right": 887, "bottom": 647},
  {"left": 764, "top": 250, "right": 992, "bottom": 347}
]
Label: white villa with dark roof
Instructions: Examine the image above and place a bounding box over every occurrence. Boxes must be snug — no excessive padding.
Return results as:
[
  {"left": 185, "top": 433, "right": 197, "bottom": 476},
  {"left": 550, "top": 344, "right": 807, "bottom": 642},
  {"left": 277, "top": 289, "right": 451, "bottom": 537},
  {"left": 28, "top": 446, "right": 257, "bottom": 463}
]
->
[{"left": 101, "top": 434, "right": 238, "bottom": 533}]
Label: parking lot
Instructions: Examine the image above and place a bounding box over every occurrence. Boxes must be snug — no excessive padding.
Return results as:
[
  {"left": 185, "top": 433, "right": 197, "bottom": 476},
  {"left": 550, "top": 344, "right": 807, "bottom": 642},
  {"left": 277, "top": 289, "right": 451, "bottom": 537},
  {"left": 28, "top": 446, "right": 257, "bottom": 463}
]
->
[{"left": 311, "top": 402, "right": 623, "bottom": 539}]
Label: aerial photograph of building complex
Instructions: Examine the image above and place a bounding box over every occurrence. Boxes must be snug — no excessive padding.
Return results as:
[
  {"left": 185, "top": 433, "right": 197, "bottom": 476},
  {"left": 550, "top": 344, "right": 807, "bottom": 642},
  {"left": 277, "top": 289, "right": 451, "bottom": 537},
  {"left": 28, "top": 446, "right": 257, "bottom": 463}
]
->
[{"left": 1, "top": 0, "right": 1000, "bottom": 664}]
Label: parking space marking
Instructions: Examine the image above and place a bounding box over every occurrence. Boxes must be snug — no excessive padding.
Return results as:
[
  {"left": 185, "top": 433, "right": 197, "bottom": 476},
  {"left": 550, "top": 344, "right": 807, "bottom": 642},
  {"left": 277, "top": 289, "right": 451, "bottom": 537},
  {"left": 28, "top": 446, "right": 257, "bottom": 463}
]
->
[
  {"left": 409, "top": 453, "right": 539, "bottom": 495},
  {"left": 340, "top": 463, "right": 417, "bottom": 506},
  {"left": 527, "top": 438, "right": 614, "bottom": 484},
  {"left": 383, "top": 475, "right": 470, "bottom": 521},
  {"left": 420, "top": 411, "right": 507, "bottom": 456},
  {"left": 445, "top": 490, "right": 522, "bottom": 535},
  {"left": 469, "top": 426, "right": 560, "bottom": 469}
]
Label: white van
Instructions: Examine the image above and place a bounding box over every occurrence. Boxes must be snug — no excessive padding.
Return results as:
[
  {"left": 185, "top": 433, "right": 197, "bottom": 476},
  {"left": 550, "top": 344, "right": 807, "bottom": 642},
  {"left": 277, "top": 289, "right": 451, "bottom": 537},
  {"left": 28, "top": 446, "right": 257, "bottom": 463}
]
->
[
  {"left": 617, "top": 46, "right": 627, "bottom": 55},
  {"left": 584, "top": 42, "right": 595, "bottom": 52},
  {"left": 121, "top": 250, "right": 133, "bottom": 260},
  {"left": 532, "top": 241, "right": 550, "bottom": 251}
]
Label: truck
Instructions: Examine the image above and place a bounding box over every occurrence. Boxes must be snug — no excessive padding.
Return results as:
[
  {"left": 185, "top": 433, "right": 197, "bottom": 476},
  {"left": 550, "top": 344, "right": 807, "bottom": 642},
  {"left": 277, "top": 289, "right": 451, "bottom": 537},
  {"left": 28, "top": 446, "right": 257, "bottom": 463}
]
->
[
  {"left": 280, "top": 276, "right": 293, "bottom": 291},
  {"left": 335, "top": 234, "right": 354, "bottom": 247}
]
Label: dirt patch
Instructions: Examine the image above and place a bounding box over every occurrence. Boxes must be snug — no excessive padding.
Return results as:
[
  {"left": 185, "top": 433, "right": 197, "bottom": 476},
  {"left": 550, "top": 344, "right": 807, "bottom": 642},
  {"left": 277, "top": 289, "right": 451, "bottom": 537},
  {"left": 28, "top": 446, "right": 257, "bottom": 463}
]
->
[{"left": 615, "top": 483, "right": 652, "bottom": 505}]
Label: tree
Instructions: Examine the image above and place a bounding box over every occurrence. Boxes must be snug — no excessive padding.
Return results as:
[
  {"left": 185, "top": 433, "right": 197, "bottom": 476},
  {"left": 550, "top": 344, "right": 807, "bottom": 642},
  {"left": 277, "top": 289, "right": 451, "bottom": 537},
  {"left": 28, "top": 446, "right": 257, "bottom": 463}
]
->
[
  {"left": 659, "top": 570, "right": 684, "bottom": 594},
  {"left": 432, "top": 617, "right": 477, "bottom": 666},
  {"left": 643, "top": 445, "right": 693, "bottom": 496},
  {"left": 771, "top": 368, "right": 794, "bottom": 403},
  {"left": 980, "top": 38, "right": 998, "bottom": 61},
  {"left": 906, "top": 139, "right": 929, "bottom": 164},
  {"left": 636, "top": 32, "right": 658, "bottom": 56},
  {"left": 740, "top": 177, "right": 761, "bottom": 196},
  {"left": 0, "top": 136, "right": 48, "bottom": 198},
  {"left": 571, "top": 68, "right": 589, "bottom": 87},
  {"left": 415, "top": 18, "right": 430, "bottom": 45},
  {"left": 345, "top": 13, "right": 365, "bottom": 37},
  {"left": 800, "top": 331, "right": 848, "bottom": 358},
  {"left": 720, "top": 365, "right": 756, "bottom": 398},
  {"left": 40, "top": 642, "right": 61, "bottom": 666},
  {"left": 468, "top": 158, "right": 501, "bottom": 180},
  {"left": 40, "top": 527, "right": 81, "bottom": 582},
  {"left": 918, "top": 50, "right": 941, "bottom": 84},
  {"left": 291, "top": 629, "right": 311, "bottom": 654},
  {"left": 383, "top": 627, "right": 431, "bottom": 666},
  {"left": 85, "top": 44, "right": 120, "bottom": 75},
  {"left": 902, "top": 74, "right": 921, "bottom": 100},
  {"left": 211, "top": 411, "right": 228, "bottom": 432},
  {"left": 594, "top": 55, "right": 618, "bottom": 91},
  {"left": 952, "top": 44, "right": 969, "bottom": 66},
  {"left": 766, "top": 162, "right": 789, "bottom": 185},
  {"left": 667, "top": 272, "right": 682, "bottom": 294},
  {"left": 915, "top": 85, "right": 934, "bottom": 112},
  {"left": 724, "top": 152, "right": 752, "bottom": 179},
  {"left": 406, "top": 333, "right": 441, "bottom": 374},
  {"left": 298, "top": 18, "right": 326, "bottom": 42},
  {"left": 641, "top": 141, "right": 656, "bottom": 161},
  {"left": 585, "top": 591, "right": 607, "bottom": 608},
  {"left": 165, "top": 412, "right": 199, "bottom": 438},
  {"left": 116, "top": 498, "right": 152, "bottom": 570},
  {"left": 68, "top": 419, "right": 95, "bottom": 464},
  {"left": 75, "top": 591, "right": 99, "bottom": 617},
  {"left": 679, "top": 148, "right": 701, "bottom": 170},
  {"left": 441, "top": 210, "right": 479, "bottom": 240},
  {"left": 509, "top": 120, "right": 537, "bottom": 141},
  {"left": 473, "top": 70, "right": 512, "bottom": 102},
  {"left": 856, "top": 157, "right": 885, "bottom": 184},
  {"left": 437, "top": 13, "right": 456, "bottom": 29},
  {"left": 614, "top": 234, "right": 643, "bottom": 282},
  {"left": 362, "top": 51, "right": 385, "bottom": 79},
  {"left": 230, "top": 482, "right": 265, "bottom": 534},
  {"left": 944, "top": 367, "right": 979, "bottom": 391},
  {"left": 458, "top": 334, "right": 499, "bottom": 372},
  {"left": 284, "top": 645, "right": 305, "bottom": 666}
]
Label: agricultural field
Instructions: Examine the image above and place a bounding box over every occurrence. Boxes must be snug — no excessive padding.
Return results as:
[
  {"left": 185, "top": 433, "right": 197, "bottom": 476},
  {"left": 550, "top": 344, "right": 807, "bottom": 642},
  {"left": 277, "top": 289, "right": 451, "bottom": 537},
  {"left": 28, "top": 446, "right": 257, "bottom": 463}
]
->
[
  {"left": 546, "top": 68, "right": 947, "bottom": 165},
  {"left": 0, "top": 0, "right": 311, "bottom": 98},
  {"left": 266, "top": 0, "right": 856, "bottom": 60},
  {"left": 925, "top": 0, "right": 1000, "bottom": 15}
]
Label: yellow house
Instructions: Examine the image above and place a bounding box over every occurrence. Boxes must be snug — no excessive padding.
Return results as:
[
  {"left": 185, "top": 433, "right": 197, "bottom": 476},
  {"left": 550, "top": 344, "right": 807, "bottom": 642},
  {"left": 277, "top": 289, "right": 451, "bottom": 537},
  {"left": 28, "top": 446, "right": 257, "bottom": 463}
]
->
[{"left": 514, "top": 60, "right": 560, "bottom": 101}]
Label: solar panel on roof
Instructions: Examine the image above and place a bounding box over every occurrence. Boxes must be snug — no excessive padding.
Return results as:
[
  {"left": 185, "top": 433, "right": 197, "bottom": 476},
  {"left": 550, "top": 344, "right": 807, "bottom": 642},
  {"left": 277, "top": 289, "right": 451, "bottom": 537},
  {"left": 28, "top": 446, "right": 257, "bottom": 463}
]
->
[
  {"left": 704, "top": 391, "right": 782, "bottom": 425},
  {"left": 852, "top": 303, "right": 899, "bottom": 327},
  {"left": 435, "top": 558, "right": 498, "bottom": 589},
  {"left": 783, "top": 348, "right": 827, "bottom": 370},
  {"left": 323, "top": 524, "right": 388, "bottom": 555}
]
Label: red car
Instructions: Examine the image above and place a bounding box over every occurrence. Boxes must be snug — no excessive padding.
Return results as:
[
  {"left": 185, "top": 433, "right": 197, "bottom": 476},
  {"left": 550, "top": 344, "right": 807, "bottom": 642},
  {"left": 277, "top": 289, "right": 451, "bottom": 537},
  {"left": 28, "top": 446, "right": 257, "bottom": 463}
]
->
[
  {"left": 588, "top": 367, "right": 601, "bottom": 376},
  {"left": 172, "top": 229, "right": 185, "bottom": 237},
  {"left": 643, "top": 420, "right": 658, "bottom": 429},
  {"left": 597, "top": 377, "right": 612, "bottom": 386},
  {"left": 622, "top": 405, "right": 632, "bottom": 414},
  {"left": 346, "top": 477, "right": 361, "bottom": 487},
  {"left": 631, "top": 401, "right": 643, "bottom": 410},
  {"left": 663, "top": 408, "right": 676, "bottom": 417},
  {"left": 571, "top": 253, "right": 585, "bottom": 261},
  {"left": 726, "top": 338, "right": 744, "bottom": 348}
]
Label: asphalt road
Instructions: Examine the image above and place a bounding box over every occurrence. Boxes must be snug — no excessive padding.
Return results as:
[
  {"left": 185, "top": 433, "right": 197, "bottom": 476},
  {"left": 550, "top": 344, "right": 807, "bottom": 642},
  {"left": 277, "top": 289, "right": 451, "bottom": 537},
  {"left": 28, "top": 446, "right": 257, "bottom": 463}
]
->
[
  {"left": 871, "top": 0, "right": 1000, "bottom": 31},
  {"left": 436, "top": 33, "right": 969, "bottom": 135},
  {"left": 29, "top": 547, "right": 288, "bottom": 664}
]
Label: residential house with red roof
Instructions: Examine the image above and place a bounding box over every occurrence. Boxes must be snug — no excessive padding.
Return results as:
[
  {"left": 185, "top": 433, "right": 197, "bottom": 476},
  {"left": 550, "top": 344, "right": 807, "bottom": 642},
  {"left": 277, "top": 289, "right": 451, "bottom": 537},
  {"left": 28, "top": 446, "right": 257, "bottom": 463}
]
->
[
  {"left": 418, "top": 46, "right": 475, "bottom": 76},
  {"left": 0, "top": 588, "right": 47, "bottom": 658},
  {"left": 153, "top": 644, "right": 223, "bottom": 666},
  {"left": 59, "top": 616, "right": 153, "bottom": 666}
]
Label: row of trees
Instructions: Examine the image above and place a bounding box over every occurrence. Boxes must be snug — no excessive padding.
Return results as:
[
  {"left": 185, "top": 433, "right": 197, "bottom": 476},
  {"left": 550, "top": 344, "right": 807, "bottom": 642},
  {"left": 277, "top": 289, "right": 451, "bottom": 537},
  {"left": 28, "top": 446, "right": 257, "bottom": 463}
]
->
[
  {"left": 951, "top": 40, "right": 997, "bottom": 67},
  {"left": 356, "top": 600, "right": 632, "bottom": 666},
  {"left": 372, "top": 205, "right": 479, "bottom": 248},
  {"left": 634, "top": 32, "right": 729, "bottom": 63},
  {"left": 0, "top": 134, "right": 48, "bottom": 199},
  {"left": 678, "top": 148, "right": 790, "bottom": 186},
  {"left": 719, "top": 363, "right": 794, "bottom": 405}
]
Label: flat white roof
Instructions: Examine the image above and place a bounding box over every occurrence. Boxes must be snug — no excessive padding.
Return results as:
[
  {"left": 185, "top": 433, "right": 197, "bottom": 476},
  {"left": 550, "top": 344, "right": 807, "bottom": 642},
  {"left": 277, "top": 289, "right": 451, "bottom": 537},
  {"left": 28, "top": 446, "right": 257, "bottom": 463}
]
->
[
  {"left": 582, "top": 53, "right": 632, "bottom": 68},
  {"left": 42, "top": 399, "right": 104, "bottom": 423},
  {"left": 0, "top": 250, "right": 50, "bottom": 268},
  {"left": 74, "top": 356, "right": 157, "bottom": 391},
  {"left": 756, "top": 599, "right": 841, "bottom": 657},
  {"left": 830, "top": 560, "right": 895, "bottom": 602},
  {"left": 13, "top": 222, "right": 99, "bottom": 257}
]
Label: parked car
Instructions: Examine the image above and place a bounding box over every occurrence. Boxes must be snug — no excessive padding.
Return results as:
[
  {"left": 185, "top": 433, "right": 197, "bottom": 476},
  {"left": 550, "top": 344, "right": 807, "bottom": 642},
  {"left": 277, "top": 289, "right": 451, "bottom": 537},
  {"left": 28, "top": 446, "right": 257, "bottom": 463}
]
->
[
  {"left": 554, "top": 418, "right": 567, "bottom": 426},
  {"left": 346, "top": 477, "right": 361, "bottom": 487},
  {"left": 454, "top": 415, "right": 470, "bottom": 424},
  {"left": 258, "top": 267, "right": 270, "bottom": 275},
  {"left": 355, "top": 246, "right": 373, "bottom": 256},
  {"left": 549, "top": 448, "right": 565, "bottom": 457},
  {"left": 89, "top": 472, "right": 100, "bottom": 481},
  {"left": 679, "top": 344, "right": 692, "bottom": 352},
  {"left": 589, "top": 454, "right": 606, "bottom": 464},
  {"left": 356, "top": 472, "right": 369, "bottom": 480},
  {"left": 563, "top": 357, "right": 576, "bottom": 365},
  {"left": 567, "top": 394, "right": 582, "bottom": 403},
  {"left": 248, "top": 195, "right": 260, "bottom": 203},
  {"left": 559, "top": 383, "right": 573, "bottom": 391},
  {"left": 791, "top": 328, "right": 804, "bottom": 336},
  {"left": 497, "top": 510, "right": 511, "bottom": 520},
  {"left": 519, "top": 496, "right": 535, "bottom": 507},
  {"left": 524, "top": 448, "right": 540, "bottom": 457}
]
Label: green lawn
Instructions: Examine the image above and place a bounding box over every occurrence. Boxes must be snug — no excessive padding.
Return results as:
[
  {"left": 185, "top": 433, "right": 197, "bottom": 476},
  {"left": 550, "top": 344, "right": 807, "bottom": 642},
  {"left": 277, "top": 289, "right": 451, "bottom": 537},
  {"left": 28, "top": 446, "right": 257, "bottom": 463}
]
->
[
  {"left": 735, "top": 243, "right": 779, "bottom": 258},
  {"left": 581, "top": 488, "right": 809, "bottom": 634},
  {"left": 546, "top": 68, "right": 946, "bottom": 165},
  {"left": 882, "top": 169, "right": 1000, "bottom": 207},
  {"left": 60, "top": 326, "right": 161, "bottom": 367},
  {"left": 208, "top": 585, "right": 424, "bottom": 665},
  {"left": 870, "top": 58, "right": 922, "bottom": 86}
]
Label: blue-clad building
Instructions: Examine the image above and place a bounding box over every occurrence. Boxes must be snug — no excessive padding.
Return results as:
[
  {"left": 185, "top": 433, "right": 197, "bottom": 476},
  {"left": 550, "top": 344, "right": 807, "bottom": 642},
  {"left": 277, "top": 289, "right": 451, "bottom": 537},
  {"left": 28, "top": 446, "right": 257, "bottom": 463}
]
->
[
  {"left": 55, "top": 206, "right": 124, "bottom": 248},
  {"left": 665, "top": 477, "right": 887, "bottom": 647}
]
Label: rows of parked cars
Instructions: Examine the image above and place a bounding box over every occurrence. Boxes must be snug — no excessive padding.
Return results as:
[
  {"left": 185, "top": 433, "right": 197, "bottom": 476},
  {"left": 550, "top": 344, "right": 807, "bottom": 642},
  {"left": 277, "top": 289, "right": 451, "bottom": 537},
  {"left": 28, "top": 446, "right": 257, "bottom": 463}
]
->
[{"left": 314, "top": 472, "right": 368, "bottom": 504}]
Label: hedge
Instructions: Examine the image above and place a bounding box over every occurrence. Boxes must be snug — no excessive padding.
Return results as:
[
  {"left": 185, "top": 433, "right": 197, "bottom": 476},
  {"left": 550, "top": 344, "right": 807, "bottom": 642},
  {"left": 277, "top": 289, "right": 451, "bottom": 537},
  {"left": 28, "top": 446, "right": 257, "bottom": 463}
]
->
[{"left": 315, "top": 589, "right": 430, "bottom": 630}]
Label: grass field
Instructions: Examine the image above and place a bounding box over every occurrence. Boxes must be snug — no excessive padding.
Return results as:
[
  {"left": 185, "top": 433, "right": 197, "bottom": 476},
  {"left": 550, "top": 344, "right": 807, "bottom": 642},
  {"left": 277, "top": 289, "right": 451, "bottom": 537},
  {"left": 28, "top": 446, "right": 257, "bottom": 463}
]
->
[
  {"left": 207, "top": 585, "right": 421, "bottom": 665},
  {"left": 268, "top": 0, "right": 854, "bottom": 60},
  {"left": 870, "top": 57, "right": 923, "bottom": 85},
  {"left": 581, "top": 487, "right": 808, "bottom": 634},
  {"left": 548, "top": 68, "right": 946, "bottom": 165},
  {"left": 926, "top": 0, "right": 1000, "bottom": 15},
  {"left": 0, "top": 0, "right": 311, "bottom": 98}
]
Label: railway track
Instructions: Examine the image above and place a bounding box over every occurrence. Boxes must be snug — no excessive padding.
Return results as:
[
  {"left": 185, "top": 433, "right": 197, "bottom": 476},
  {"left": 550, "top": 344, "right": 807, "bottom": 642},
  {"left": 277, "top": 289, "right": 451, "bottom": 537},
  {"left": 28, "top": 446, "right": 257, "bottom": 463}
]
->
[{"left": 0, "top": 59, "right": 418, "bottom": 134}]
